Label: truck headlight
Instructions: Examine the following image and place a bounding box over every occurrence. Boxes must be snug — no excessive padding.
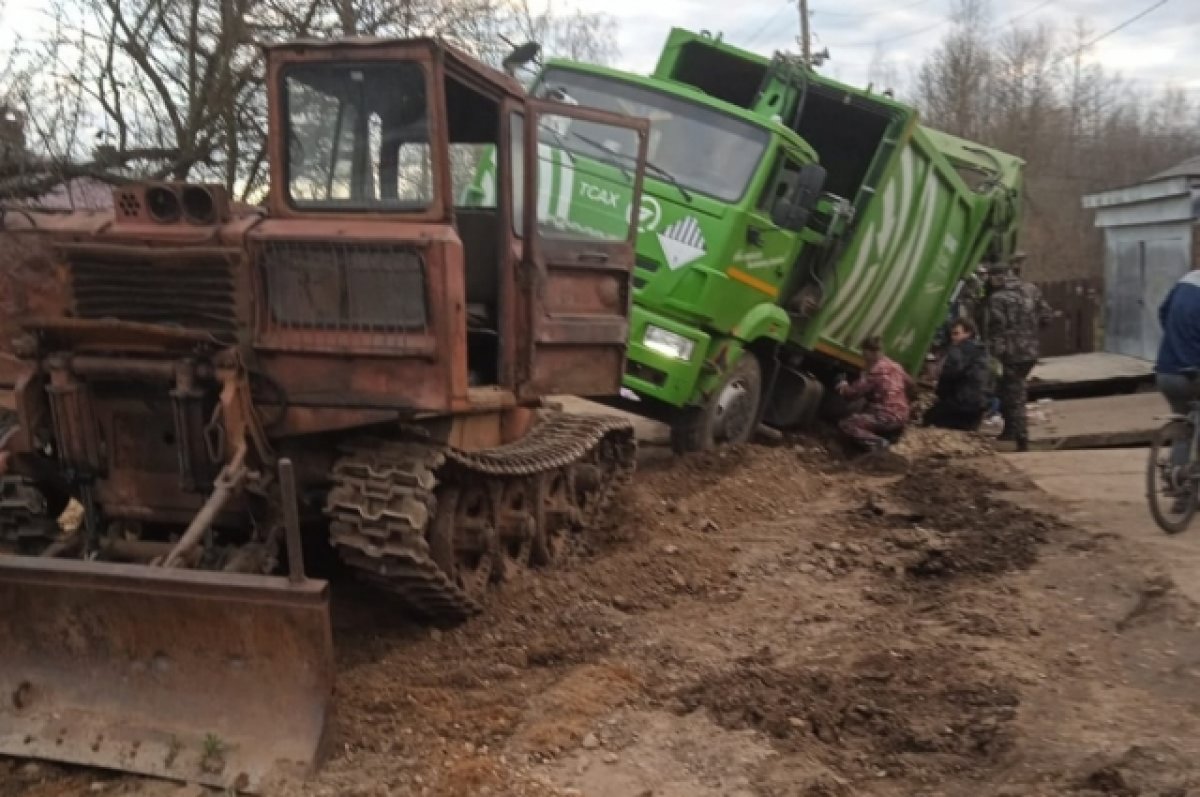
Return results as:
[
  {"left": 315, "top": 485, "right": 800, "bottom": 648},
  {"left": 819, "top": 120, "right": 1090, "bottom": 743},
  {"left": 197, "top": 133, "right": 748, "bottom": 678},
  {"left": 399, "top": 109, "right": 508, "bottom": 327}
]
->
[{"left": 643, "top": 325, "right": 695, "bottom": 361}]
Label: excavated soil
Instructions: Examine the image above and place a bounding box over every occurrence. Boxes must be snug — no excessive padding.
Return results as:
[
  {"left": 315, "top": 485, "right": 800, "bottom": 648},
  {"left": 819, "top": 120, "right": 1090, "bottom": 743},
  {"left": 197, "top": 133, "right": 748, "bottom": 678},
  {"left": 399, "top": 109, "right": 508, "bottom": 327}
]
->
[{"left": 7, "top": 428, "right": 1200, "bottom": 797}]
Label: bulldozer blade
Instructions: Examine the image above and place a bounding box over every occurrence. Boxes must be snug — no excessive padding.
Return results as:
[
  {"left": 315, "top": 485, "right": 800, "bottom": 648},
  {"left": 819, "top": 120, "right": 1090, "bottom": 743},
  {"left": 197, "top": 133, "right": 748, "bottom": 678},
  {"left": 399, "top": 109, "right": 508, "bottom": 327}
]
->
[{"left": 0, "top": 554, "right": 333, "bottom": 792}]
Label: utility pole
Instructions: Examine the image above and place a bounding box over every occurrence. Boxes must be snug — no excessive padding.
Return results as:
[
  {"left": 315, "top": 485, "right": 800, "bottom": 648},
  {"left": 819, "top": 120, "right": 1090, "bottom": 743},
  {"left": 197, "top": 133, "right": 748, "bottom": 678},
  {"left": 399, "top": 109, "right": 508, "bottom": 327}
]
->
[{"left": 798, "top": 0, "right": 811, "bottom": 66}]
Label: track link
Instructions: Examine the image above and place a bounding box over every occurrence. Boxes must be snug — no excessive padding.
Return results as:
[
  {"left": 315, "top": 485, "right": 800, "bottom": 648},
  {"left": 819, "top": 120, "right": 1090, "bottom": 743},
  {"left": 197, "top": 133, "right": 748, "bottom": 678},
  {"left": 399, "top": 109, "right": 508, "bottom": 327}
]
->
[{"left": 325, "top": 411, "right": 636, "bottom": 623}]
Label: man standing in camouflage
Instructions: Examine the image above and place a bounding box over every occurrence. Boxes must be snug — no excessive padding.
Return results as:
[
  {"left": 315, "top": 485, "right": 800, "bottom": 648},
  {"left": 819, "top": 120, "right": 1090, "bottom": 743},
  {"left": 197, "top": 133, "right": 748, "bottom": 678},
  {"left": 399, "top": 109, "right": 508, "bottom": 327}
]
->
[{"left": 985, "top": 253, "right": 1053, "bottom": 451}]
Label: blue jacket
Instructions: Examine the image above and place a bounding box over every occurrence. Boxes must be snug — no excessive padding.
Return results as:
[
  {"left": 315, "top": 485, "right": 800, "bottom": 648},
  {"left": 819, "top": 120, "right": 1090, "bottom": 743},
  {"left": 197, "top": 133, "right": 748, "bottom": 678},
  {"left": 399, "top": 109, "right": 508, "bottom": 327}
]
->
[{"left": 1157, "top": 271, "right": 1200, "bottom": 374}]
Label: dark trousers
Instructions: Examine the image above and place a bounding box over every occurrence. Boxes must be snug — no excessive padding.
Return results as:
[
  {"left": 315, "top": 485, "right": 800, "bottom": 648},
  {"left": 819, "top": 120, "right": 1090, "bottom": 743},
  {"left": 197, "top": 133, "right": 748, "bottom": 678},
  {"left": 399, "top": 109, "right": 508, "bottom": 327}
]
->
[
  {"left": 838, "top": 412, "right": 904, "bottom": 449},
  {"left": 923, "top": 402, "right": 984, "bottom": 431},
  {"left": 1158, "top": 372, "right": 1200, "bottom": 467},
  {"left": 998, "top": 361, "right": 1035, "bottom": 443}
]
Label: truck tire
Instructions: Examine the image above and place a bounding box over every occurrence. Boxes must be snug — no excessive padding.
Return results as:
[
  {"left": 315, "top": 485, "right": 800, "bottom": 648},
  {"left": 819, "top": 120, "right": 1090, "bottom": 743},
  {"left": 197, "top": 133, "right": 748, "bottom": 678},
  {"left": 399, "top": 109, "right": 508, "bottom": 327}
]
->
[{"left": 671, "top": 353, "right": 762, "bottom": 453}]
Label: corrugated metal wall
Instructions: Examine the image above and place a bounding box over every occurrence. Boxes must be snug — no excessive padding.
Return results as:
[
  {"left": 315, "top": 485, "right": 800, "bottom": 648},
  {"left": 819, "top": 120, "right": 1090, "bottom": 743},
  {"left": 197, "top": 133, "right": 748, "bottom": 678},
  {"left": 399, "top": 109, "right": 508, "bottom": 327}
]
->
[
  {"left": 1084, "top": 176, "right": 1197, "bottom": 362},
  {"left": 1101, "top": 222, "right": 1191, "bottom": 360}
]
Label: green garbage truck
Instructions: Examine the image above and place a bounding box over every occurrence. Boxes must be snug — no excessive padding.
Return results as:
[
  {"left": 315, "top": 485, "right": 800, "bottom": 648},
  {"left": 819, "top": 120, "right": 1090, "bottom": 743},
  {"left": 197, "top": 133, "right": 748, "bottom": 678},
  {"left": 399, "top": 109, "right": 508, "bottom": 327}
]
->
[{"left": 468, "top": 29, "right": 1023, "bottom": 450}]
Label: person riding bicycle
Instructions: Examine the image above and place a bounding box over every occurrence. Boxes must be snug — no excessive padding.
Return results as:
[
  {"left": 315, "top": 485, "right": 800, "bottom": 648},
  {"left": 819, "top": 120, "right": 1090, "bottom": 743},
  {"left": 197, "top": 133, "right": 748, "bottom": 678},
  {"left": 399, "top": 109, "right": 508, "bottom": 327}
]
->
[{"left": 1155, "top": 267, "right": 1200, "bottom": 489}]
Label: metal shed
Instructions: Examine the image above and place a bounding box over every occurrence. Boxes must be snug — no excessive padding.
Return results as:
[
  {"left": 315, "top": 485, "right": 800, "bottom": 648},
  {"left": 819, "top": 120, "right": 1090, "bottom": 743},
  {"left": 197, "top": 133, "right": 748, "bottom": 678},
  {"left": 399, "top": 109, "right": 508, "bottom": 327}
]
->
[{"left": 1083, "top": 157, "right": 1200, "bottom": 361}]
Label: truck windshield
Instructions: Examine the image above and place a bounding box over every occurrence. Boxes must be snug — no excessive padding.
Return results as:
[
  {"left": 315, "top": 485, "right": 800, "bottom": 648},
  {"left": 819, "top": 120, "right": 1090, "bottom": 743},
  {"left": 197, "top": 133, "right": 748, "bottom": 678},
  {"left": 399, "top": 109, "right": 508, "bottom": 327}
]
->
[
  {"left": 537, "top": 68, "right": 769, "bottom": 203},
  {"left": 285, "top": 62, "right": 433, "bottom": 210}
]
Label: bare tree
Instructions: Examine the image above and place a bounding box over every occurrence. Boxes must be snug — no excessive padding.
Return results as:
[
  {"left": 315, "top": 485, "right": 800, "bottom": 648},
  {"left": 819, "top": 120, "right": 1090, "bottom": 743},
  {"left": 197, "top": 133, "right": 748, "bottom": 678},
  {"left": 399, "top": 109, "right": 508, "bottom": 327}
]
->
[
  {"left": 504, "top": 0, "right": 618, "bottom": 65},
  {"left": 913, "top": 6, "right": 1200, "bottom": 282},
  {"left": 0, "top": 0, "right": 620, "bottom": 202},
  {"left": 866, "top": 43, "right": 900, "bottom": 96},
  {"left": 915, "top": 0, "right": 992, "bottom": 139}
]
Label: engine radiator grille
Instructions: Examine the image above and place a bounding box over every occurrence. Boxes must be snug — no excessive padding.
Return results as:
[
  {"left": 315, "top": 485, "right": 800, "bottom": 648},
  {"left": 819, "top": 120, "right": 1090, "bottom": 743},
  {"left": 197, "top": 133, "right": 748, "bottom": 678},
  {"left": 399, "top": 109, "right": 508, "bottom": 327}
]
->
[
  {"left": 259, "top": 240, "right": 427, "bottom": 333},
  {"left": 69, "top": 254, "right": 237, "bottom": 336}
]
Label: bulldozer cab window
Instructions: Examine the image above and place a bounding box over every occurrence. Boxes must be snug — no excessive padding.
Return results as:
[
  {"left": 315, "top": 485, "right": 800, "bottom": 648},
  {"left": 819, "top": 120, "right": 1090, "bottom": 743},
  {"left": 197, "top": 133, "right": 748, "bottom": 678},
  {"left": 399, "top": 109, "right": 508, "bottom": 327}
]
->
[
  {"left": 446, "top": 74, "right": 501, "bottom": 209},
  {"left": 443, "top": 73, "right": 504, "bottom": 386},
  {"left": 285, "top": 62, "right": 434, "bottom": 210}
]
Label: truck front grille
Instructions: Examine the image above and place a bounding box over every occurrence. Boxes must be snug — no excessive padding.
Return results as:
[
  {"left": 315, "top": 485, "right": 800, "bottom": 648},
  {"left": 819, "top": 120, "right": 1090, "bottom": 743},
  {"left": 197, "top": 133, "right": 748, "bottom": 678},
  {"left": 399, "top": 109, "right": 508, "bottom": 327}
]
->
[{"left": 70, "top": 255, "right": 237, "bottom": 336}]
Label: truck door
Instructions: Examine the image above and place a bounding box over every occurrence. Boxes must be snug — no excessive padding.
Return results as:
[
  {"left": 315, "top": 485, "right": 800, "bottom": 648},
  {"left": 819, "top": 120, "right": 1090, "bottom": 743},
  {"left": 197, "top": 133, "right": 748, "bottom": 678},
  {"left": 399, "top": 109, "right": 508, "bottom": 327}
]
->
[
  {"left": 742, "top": 154, "right": 809, "bottom": 306},
  {"left": 516, "top": 100, "right": 649, "bottom": 398}
]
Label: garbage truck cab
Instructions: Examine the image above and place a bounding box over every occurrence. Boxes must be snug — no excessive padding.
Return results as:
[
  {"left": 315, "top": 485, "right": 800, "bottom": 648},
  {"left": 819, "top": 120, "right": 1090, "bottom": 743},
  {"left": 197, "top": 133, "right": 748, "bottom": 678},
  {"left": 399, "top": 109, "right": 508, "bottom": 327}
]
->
[{"left": 498, "top": 30, "right": 1023, "bottom": 452}]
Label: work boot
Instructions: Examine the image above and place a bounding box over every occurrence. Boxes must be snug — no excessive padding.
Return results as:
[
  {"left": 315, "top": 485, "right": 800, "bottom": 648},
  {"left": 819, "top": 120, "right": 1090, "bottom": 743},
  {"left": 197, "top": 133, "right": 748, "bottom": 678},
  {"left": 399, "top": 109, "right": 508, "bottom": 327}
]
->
[{"left": 1015, "top": 437, "right": 1029, "bottom": 453}]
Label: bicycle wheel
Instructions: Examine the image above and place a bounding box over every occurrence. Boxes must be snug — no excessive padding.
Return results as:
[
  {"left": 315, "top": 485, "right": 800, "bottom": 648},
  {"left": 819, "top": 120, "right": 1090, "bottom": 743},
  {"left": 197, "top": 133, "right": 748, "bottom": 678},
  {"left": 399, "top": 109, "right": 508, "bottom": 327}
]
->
[{"left": 1147, "top": 419, "right": 1199, "bottom": 534}]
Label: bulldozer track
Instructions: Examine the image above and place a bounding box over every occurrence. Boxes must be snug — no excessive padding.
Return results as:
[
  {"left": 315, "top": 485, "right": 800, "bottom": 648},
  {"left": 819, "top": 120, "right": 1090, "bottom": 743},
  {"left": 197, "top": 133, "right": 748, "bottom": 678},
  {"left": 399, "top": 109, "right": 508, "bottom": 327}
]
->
[{"left": 325, "top": 411, "right": 636, "bottom": 622}]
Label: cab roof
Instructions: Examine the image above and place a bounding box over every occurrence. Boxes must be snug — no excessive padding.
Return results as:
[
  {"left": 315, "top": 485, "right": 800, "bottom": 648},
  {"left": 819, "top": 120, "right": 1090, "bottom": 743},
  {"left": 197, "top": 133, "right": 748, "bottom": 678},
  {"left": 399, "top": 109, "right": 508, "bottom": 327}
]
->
[
  {"left": 542, "top": 58, "right": 817, "bottom": 163},
  {"left": 262, "top": 36, "right": 525, "bottom": 98}
]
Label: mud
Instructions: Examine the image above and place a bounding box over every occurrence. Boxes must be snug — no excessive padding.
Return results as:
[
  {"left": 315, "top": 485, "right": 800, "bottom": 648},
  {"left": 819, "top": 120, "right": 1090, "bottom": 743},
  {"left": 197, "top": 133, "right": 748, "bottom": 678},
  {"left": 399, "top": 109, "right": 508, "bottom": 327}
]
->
[
  {"left": 7, "top": 428, "right": 1200, "bottom": 797},
  {"left": 677, "top": 644, "right": 1018, "bottom": 766}
]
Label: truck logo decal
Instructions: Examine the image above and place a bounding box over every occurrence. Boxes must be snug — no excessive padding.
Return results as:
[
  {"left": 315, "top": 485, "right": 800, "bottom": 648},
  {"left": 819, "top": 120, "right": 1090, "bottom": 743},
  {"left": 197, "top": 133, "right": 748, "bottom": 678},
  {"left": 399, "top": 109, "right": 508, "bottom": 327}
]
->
[
  {"left": 639, "top": 196, "right": 662, "bottom": 232},
  {"left": 733, "top": 249, "right": 788, "bottom": 270},
  {"left": 658, "top": 216, "right": 707, "bottom": 270},
  {"left": 580, "top": 179, "right": 619, "bottom": 208}
]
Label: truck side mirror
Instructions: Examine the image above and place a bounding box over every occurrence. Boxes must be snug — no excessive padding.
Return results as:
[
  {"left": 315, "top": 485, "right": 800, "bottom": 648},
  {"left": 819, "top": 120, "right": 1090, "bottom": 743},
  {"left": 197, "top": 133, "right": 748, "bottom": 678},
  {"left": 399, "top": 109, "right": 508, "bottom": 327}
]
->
[{"left": 771, "top": 164, "right": 827, "bottom": 232}]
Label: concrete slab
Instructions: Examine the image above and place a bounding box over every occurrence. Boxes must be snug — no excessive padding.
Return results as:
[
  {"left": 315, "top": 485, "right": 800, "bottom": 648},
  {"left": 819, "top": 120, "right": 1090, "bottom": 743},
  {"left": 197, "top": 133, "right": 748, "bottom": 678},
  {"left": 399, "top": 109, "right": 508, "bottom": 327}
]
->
[
  {"left": 1026, "top": 391, "right": 1167, "bottom": 450},
  {"left": 1028, "top": 352, "right": 1153, "bottom": 399}
]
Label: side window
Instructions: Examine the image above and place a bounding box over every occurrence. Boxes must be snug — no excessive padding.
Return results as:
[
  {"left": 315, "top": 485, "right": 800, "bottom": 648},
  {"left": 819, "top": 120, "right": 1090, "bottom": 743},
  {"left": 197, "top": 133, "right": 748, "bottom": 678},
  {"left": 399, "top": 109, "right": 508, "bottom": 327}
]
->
[
  {"left": 534, "top": 112, "right": 640, "bottom": 243},
  {"left": 453, "top": 144, "right": 497, "bottom": 208},
  {"left": 757, "top": 157, "right": 803, "bottom": 217},
  {"left": 444, "top": 74, "right": 502, "bottom": 209}
]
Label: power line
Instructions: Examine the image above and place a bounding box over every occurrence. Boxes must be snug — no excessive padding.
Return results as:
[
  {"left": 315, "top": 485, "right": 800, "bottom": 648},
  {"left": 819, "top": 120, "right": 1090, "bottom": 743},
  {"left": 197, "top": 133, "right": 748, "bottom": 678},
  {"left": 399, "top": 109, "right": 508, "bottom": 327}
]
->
[
  {"left": 741, "top": 1, "right": 796, "bottom": 48},
  {"left": 810, "top": 0, "right": 936, "bottom": 20},
  {"left": 1063, "top": 0, "right": 1169, "bottom": 56},
  {"left": 825, "top": 0, "right": 1056, "bottom": 49},
  {"left": 831, "top": 18, "right": 947, "bottom": 49}
]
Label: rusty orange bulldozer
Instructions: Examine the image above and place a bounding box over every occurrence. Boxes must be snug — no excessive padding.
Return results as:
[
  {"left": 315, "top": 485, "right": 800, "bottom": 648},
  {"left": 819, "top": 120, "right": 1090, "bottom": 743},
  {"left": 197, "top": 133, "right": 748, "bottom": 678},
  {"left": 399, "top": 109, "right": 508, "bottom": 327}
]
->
[{"left": 0, "top": 36, "right": 648, "bottom": 790}]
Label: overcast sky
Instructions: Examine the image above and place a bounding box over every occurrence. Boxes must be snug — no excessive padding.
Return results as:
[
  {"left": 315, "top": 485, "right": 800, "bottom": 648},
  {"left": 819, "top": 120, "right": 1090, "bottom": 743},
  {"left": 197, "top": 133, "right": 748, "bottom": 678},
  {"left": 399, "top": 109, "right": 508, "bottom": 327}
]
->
[
  {"left": 557, "top": 0, "right": 1199, "bottom": 98},
  {"left": 2, "top": 0, "right": 1197, "bottom": 98}
]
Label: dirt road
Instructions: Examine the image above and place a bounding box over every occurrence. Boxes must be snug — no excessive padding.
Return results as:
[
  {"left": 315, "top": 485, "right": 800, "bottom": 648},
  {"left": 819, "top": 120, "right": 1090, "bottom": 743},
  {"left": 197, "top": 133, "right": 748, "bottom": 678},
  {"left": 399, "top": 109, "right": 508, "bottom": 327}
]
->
[{"left": 6, "top": 432, "right": 1200, "bottom": 797}]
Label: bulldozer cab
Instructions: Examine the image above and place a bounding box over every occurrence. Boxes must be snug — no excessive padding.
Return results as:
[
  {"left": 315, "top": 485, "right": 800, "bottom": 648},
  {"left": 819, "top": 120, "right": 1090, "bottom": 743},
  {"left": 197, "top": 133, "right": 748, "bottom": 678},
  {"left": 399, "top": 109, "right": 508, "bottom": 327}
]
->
[
  {"left": 0, "top": 38, "right": 649, "bottom": 792},
  {"left": 264, "top": 38, "right": 650, "bottom": 401}
]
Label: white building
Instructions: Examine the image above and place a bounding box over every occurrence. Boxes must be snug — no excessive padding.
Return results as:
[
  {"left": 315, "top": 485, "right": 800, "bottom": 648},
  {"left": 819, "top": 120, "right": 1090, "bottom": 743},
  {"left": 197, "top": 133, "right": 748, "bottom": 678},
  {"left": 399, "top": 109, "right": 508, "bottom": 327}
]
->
[{"left": 1083, "top": 156, "right": 1200, "bottom": 361}]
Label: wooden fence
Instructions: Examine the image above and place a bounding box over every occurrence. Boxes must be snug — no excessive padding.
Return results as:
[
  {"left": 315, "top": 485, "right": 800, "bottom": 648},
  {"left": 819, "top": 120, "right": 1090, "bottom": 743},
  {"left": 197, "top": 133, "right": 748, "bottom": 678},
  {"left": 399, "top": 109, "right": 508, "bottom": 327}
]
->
[{"left": 1034, "top": 277, "right": 1103, "bottom": 357}]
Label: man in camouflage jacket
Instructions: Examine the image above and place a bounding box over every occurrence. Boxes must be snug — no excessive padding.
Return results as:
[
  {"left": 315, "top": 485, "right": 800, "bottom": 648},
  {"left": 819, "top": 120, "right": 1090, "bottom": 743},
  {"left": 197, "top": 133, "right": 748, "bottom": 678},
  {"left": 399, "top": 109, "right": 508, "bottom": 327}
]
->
[{"left": 985, "top": 254, "right": 1053, "bottom": 451}]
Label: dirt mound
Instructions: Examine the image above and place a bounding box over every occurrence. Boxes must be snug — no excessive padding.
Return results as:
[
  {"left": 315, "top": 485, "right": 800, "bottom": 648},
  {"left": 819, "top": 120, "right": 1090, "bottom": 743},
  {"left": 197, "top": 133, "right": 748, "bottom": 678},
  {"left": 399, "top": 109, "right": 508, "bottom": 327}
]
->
[
  {"left": 898, "top": 460, "right": 1058, "bottom": 578},
  {"left": 891, "top": 426, "right": 993, "bottom": 459},
  {"left": 676, "top": 644, "right": 1018, "bottom": 778},
  {"left": 847, "top": 458, "right": 1060, "bottom": 581},
  {"left": 604, "top": 443, "right": 830, "bottom": 549},
  {"left": 1072, "top": 744, "right": 1199, "bottom": 796}
]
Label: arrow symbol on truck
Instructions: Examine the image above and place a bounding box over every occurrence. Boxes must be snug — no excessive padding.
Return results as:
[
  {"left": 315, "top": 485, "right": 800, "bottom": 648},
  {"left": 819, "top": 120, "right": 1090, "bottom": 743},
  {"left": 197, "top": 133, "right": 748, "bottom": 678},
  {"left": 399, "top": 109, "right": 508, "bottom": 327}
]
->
[{"left": 658, "top": 216, "right": 707, "bottom": 270}]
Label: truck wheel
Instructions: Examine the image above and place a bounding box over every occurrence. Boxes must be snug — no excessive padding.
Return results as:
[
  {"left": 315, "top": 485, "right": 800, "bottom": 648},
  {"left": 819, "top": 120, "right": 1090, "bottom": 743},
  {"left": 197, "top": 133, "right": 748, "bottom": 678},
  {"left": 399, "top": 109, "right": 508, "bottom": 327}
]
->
[{"left": 671, "top": 353, "right": 763, "bottom": 453}]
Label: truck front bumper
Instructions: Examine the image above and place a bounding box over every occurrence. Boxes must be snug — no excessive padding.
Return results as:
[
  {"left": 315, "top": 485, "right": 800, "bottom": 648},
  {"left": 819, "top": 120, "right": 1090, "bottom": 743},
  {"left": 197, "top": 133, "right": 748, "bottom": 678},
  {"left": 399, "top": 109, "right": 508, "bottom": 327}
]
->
[{"left": 621, "top": 305, "right": 710, "bottom": 409}]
